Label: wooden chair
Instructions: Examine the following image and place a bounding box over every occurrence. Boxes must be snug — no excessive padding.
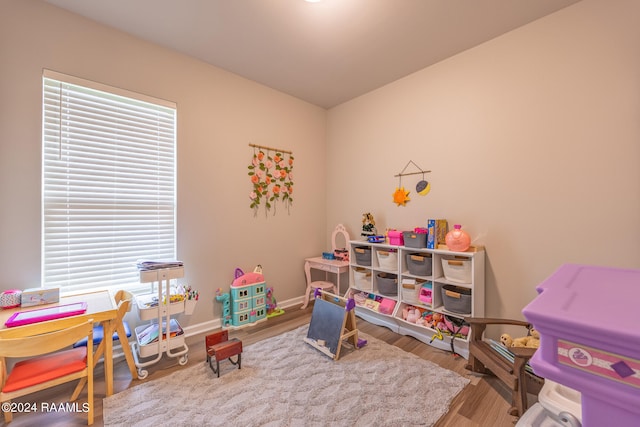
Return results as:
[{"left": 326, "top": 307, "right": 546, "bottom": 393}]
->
[
  {"left": 0, "top": 319, "right": 95, "bottom": 425},
  {"left": 74, "top": 290, "right": 138, "bottom": 387},
  {"left": 464, "top": 317, "right": 545, "bottom": 417}
]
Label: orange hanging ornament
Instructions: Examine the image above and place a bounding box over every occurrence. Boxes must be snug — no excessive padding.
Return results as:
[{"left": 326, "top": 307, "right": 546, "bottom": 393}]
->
[{"left": 393, "top": 186, "right": 410, "bottom": 206}]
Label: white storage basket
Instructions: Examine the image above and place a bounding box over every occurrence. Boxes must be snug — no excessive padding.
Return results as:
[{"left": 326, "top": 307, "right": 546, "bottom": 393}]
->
[
  {"left": 401, "top": 280, "right": 421, "bottom": 304},
  {"left": 353, "top": 268, "right": 372, "bottom": 291},
  {"left": 376, "top": 250, "right": 398, "bottom": 271},
  {"left": 441, "top": 257, "right": 472, "bottom": 284}
]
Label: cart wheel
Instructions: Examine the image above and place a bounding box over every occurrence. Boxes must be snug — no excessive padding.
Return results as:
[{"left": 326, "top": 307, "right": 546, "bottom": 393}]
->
[
  {"left": 178, "top": 354, "right": 188, "bottom": 365},
  {"left": 137, "top": 369, "right": 148, "bottom": 380}
]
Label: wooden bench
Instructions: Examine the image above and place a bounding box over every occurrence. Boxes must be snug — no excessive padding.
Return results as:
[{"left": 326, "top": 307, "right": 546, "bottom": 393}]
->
[
  {"left": 205, "top": 330, "right": 243, "bottom": 377},
  {"left": 464, "top": 317, "right": 544, "bottom": 417}
]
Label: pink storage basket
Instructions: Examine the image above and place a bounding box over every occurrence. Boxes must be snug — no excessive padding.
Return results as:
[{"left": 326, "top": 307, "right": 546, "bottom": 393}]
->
[
  {"left": 378, "top": 298, "right": 396, "bottom": 315},
  {"left": 419, "top": 285, "right": 432, "bottom": 304},
  {"left": 387, "top": 230, "right": 404, "bottom": 246},
  {"left": 444, "top": 316, "right": 469, "bottom": 336}
]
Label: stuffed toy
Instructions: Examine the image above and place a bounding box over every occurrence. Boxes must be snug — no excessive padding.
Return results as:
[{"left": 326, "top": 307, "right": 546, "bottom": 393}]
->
[
  {"left": 500, "top": 327, "right": 540, "bottom": 349},
  {"left": 432, "top": 313, "right": 446, "bottom": 330},
  {"left": 416, "top": 312, "right": 433, "bottom": 327},
  {"left": 406, "top": 307, "right": 422, "bottom": 324}
]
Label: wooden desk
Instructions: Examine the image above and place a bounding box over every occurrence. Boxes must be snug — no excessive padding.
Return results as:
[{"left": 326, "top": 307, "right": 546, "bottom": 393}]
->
[
  {"left": 301, "top": 257, "right": 349, "bottom": 309},
  {"left": 0, "top": 290, "right": 119, "bottom": 396}
]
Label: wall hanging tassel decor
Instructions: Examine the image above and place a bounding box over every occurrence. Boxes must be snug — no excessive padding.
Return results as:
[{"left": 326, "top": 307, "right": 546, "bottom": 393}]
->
[
  {"left": 248, "top": 143, "right": 294, "bottom": 217},
  {"left": 393, "top": 160, "right": 431, "bottom": 206}
]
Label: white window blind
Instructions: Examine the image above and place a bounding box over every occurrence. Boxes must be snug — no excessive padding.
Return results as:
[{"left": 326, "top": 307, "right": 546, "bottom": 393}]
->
[{"left": 42, "top": 70, "right": 177, "bottom": 292}]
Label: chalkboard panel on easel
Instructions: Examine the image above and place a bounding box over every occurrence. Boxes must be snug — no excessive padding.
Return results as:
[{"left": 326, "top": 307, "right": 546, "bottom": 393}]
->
[{"left": 306, "top": 297, "right": 345, "bottom": 357}]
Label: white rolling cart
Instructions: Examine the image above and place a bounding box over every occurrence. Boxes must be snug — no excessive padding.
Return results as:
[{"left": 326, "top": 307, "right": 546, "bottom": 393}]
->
[{"left": 131, "top": 266, "right": 189, "bottom": 379}]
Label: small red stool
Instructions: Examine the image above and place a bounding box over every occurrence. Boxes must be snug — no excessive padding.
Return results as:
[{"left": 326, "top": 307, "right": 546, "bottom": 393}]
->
[{"left": 205, "top": 330, "right": 243, "bottom": 377}]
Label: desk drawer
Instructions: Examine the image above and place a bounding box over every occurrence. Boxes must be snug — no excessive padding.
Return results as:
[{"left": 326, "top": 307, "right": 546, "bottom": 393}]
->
[{"left": 310, "top": 262, "right": 335, "bottom": 273}]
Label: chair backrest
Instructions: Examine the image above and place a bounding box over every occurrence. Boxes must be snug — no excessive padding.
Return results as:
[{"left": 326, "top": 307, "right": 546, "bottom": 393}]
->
[
  {"left": 0, "top": 319, "right": 94, "bottom": 358},
  {"left": 114, "top": 289, "right": 134, "bottom": 313},
  {"left": 0, "top": 318, "right": 95, "bottom": 425}
]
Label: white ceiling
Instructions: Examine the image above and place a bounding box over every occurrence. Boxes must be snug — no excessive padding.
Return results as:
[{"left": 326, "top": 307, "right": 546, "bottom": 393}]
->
[{"left": 45, "top": 0, "right": 581, "bottom": 109}]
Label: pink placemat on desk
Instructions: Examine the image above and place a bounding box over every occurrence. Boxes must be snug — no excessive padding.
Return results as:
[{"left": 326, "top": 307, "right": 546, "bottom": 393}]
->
[{"left": 4, "top": 302, "right": 88, "bottom": 328}]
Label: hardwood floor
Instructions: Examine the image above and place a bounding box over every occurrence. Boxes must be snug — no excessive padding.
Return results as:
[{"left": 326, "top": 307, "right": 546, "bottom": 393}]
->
[{"left": 4, "top": 305, "right": 524, "bottom": 426}]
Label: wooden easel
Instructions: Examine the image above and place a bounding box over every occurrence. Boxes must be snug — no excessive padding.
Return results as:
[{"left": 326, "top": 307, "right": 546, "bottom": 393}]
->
[{"left": 304, "top": 289, "right": 361, "bottom": 360}]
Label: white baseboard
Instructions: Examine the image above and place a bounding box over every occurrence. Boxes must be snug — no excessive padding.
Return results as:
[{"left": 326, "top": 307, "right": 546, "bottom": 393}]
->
[
  {"left": 182, "top": 295, "right": 304, "bottom": 337},
  {"left": 110, "top": 295, "right": 305, "bottom": 361}
]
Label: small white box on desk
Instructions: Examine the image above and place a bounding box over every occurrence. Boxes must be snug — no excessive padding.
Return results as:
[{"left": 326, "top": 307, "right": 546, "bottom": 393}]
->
[{"left": 21, "top": 287, "right": 60, "bottom": 307}]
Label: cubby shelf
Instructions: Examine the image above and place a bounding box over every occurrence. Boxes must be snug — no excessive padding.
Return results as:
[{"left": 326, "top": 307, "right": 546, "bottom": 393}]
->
[{"left": 346, "top": 240, "right": 485, "bottom": 359}]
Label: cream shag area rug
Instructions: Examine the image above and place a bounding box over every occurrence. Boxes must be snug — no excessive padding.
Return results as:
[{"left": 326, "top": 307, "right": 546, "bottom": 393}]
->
[{"left": 104, "top": 326, "right": 468, "bottom": 426}]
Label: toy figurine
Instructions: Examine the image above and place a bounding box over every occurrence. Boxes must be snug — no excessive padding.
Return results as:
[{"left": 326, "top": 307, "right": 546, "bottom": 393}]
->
[
  {"left": 266, "top": 287, "right": 284, "bottom": 317},
  {"left": 215, "top": 288, "right": 232, "bottom": 327},
  {"left": 361, "top": 212, "right": 377, "bottom": 238}
]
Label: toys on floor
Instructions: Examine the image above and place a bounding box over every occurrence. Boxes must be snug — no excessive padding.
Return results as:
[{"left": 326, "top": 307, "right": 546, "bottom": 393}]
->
[
  {"left": 215, "top": 288, "right": 232, "bottom": 327},
  {"left": 266, "top": 287, "right": 284, "bottom": 318},
  {"left": 215, "top": 265, "right": 268, "bottom": 328}
]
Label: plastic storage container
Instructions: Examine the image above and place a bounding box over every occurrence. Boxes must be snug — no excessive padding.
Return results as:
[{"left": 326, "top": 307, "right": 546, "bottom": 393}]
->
[
  {"left": 387, "top": 230, "right": 404, "bottom": 246},
  {"left": 515, "top": 380, "right": 582, "bottom": 427},
  {"left": 419, "top": 282, "right": 433, "bottom": 304},
  {"left": 445, "top": 224, "right": 471, "bottom": 252}
]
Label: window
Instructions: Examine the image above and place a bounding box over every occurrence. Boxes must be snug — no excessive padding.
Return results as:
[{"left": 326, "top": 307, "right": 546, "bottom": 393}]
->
[{"left": 42, "top": 70, "right": 177, "bottom": 292}]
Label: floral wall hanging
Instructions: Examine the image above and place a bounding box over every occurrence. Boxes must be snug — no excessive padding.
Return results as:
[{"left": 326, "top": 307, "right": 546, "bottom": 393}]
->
[{"left": 247, "top": 143, "right": 294, "bottom": 216}]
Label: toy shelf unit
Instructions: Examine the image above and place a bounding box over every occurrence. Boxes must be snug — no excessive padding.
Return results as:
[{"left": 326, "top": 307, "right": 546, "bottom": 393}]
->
[
  {"left": 131, "top": 266, "right": 189, "bottom": 379},
  {"left": 347, "top": 240, "right": 484, "bottom": 359}
]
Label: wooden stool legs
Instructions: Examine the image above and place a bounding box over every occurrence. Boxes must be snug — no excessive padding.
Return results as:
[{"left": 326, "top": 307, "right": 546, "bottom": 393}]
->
[
  {"left": 205, "top": 331, "right": 243, "bottom": 377},
  {"left": 209, "top": 348, "right": 241, "bottom": 377}
]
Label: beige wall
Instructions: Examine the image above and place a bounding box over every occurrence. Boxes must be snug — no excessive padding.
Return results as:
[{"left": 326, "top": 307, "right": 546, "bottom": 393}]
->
[
  {"left": 326, "top": 0, "right": 640, "bottom": 319},
  {"left": 0, "top": 0, "right": 327, "bottom": 328},
  {"left": 1, "top": 0, "right": 638, "bottom": 330}
]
